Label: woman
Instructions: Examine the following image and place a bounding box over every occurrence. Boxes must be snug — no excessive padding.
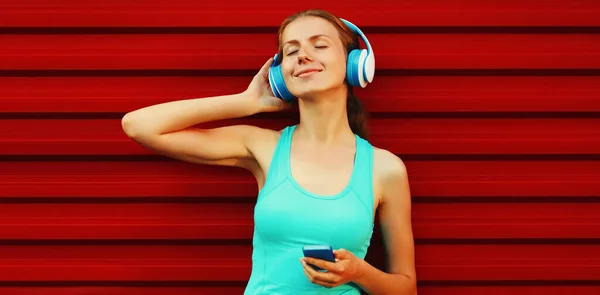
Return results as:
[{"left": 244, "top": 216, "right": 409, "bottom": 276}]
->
[{"left": 122, "top": 9, "right": 417, "bottom": 295}]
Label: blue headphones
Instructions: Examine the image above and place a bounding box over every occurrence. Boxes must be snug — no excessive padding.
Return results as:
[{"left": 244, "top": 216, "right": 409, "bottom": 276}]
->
[{"left": 268, "top": 18, "right": 375, "bottom": 102}]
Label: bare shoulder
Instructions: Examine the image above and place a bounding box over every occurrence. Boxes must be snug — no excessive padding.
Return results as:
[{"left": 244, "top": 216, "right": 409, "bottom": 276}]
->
[
  {"left": 373, "top": 147, "right": 408, "bottom": 179},
  {"left": 372, "top": 146, "right": 410, "bottom": 206}
]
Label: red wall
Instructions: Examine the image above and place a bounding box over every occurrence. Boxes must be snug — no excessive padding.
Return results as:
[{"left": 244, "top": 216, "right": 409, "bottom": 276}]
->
[{"left": 1, "top": 1, "right": 600, "bottom": 294}]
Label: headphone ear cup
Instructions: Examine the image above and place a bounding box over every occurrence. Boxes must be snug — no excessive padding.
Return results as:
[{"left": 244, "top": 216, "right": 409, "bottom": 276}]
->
[
  {"left": 346, "top": 49, "right": 361, "bottom": 87},
  {"left": 268, "top": 66, "right": 281, "bottom": 99},
  {"left": 357, "top": 48, "right": 369, "bottom": 87},
  {"left": 347, "top": 49, "right": 369, "bottom": 88},
  {"left": 269, "top": 54, "right": 296, "bottom": 102},
  {"left": 364, "top": 50, "right": 375, "bottom": 83}
]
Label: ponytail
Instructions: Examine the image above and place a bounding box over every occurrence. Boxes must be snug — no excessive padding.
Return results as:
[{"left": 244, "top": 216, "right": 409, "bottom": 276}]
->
[{"left": 346, "top": 87, "right": 369, "bottom": 140}]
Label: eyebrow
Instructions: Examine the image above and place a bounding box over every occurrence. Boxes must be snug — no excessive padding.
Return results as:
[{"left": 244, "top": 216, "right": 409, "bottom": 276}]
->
[{"left": 282, "top": 34, "right": 330, "bottom": 47}]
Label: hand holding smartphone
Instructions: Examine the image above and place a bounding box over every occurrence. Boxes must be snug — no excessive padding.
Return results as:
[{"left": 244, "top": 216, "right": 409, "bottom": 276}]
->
[{"left": 302, "top": 245, "right": 336, "bottom": 271}]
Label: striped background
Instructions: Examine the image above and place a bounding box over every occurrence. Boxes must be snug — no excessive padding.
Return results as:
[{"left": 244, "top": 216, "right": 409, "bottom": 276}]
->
[{"left": 1, "top": 1, "right": 599, "bottom": 294}]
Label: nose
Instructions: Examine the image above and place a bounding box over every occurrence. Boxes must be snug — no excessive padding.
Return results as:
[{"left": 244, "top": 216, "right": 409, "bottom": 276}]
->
[{"left": 297, "top": 55, "right": 313, "bottom": 64}]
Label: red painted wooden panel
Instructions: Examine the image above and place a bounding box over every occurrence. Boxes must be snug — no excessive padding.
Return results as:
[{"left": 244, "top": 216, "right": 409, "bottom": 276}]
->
[
  {"left": 1, "top": 76, "right": 600, "bottom": 113},
  {"left": 1, "top": 161, "right": 598, "bottom": 198},
  {"left": 2, "top": 119, "right": 599, "bottom": 155},
  {"left": 418, "top": 287, "right": 600, "bottom": 295},
  {"left": 400, "top": 284, "right": 600, "bottom": 295},
  {"left": 0, "top": 203, "right": 597, "bottom": 240},
  {"left": 0, "top": 288, "right": 250, "bottom": 295},
  {"left": 0, "top": 245, "right": 597, "bottom": 281},
  {"left": 1, "top": 0, "right": 599, "bottom": 27},
  {"left": 2, "top": 0, "right": 598, "bottom": 293},
  {"left": 1, "top": 286, "right": 599, "bottom": 295},
  {"left": 2, "top": 34, "right": 600, "bottom": 70}
]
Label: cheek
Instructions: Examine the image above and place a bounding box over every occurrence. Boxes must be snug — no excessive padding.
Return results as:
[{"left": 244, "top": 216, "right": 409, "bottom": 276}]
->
[
  {"left": 281, "top": 59, "right": 292, "bottom": 74},
  {"left": 282, "top": 54, "right": 301, "bottom": 72},
  {"left": 280, "top": 60, "right": 295, "bottom": 82},
  {"left": 336, "top": 60, "right": 348, "bottom": 80},
  {"left": 329, "top": 58, "right": 348, "bottom": 83}
]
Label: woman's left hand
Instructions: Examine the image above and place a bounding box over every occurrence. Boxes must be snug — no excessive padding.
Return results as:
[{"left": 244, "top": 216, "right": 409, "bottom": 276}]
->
[{"left": 300, "top": 248, "right": 364, "bottom": 288}]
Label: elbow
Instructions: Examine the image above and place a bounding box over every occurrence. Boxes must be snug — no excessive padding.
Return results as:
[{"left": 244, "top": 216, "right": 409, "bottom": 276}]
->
[
  {"left": 121, "top": 112, "right": 153, "bottom": 141},
  {"left": 396, "top": 274, "right": 417, "bottom": 295},
  {"left": 121, "top": 112, "right": 139, "bottom": 139},
  {"left": 407, "top": 276, "right": 418, "bottom": 295}
]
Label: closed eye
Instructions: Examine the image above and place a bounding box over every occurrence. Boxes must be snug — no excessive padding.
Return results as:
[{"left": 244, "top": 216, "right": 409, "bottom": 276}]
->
[{"left": 285, "top": 45, "right": 327, "bottom": 56}]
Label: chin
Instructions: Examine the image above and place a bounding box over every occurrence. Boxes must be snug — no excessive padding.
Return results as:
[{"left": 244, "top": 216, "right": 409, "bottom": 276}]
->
[
  {"left": 291, "top": 82, "right": 342, "bottom": 100},
  {"left": 293, "top": 88, "right": 328, "bottom": 100}
]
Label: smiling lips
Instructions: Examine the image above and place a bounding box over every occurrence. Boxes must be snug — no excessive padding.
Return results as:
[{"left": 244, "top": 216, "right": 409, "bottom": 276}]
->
[{"left": 295, "top": 68, "right": 322, "bottom": 78}]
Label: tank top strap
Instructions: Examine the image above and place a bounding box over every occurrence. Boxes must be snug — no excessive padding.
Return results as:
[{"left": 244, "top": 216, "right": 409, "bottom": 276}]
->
[
  {"left": 259, "top": 125, "right": 296, "bottom": 197},
  {"left": 349, "top": 136, "right": 375, "bottom": 222},
  {"left": 273, "top": 124, "right": 295, "bottom": 177}
]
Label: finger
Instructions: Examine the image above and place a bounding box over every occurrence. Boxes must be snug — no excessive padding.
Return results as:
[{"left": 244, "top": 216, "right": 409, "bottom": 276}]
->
[
  {"left": 302, "top": 267, "right": 334, "bottom": 288},
  {"left": 301, "top": 260, "right": 314, "bottom": 279},
  {"left": 282, "top": 101, "right": 293, "bottom": 110},
  {"left": 302, "top": 259, "right": 329, "bottom": 279},
  {"left": 257, "top": 57, "right": 274, "bottom": 76},
  {"left": 303, "top": 257, "right": 342, "bottom": 273},
  {"left": 335, "top": 249, "right": 353, "bottom": 261},
  {"left": 301, "top": 260, "right": 338, "bottom": 288},
  {"left": 334, "top": 250, "right": 341, "bottom": 258},
  {"left": 301, "top": 259, "right": 322, "bottom": 284}
]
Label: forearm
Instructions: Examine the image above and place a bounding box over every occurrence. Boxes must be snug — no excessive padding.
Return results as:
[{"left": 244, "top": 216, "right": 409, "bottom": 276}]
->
[
  {"left": 353, "top": 259, "right": 417, "bottom": 295},
  {"left": 122, "top": 91, "right": 259, "bottom": 136}
]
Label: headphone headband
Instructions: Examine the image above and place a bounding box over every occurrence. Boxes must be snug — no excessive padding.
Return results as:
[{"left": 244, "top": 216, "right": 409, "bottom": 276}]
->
[{"left": 339, "top": 18, "right": 373, "bottom": 57}]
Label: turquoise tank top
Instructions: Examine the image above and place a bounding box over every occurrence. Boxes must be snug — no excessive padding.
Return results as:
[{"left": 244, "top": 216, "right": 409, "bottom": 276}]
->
[{"left": 243, "top": 125, "right": 375, "bottom": 295}]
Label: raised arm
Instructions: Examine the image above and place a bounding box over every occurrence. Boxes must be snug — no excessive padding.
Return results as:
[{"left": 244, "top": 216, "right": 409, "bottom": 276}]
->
[{"left": 121, "top": 57, "right": 287, "bottom": 169}]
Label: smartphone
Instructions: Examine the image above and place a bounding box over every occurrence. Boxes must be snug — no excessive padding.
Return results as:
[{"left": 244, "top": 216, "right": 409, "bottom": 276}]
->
[{"left": 302, "top": 245, "right": 336, "bottom": 271}]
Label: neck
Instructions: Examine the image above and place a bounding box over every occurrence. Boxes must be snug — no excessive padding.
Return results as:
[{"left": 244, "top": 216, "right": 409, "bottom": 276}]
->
[{"left": 295, "top": 87, "right": 355, "bottom": 145}]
